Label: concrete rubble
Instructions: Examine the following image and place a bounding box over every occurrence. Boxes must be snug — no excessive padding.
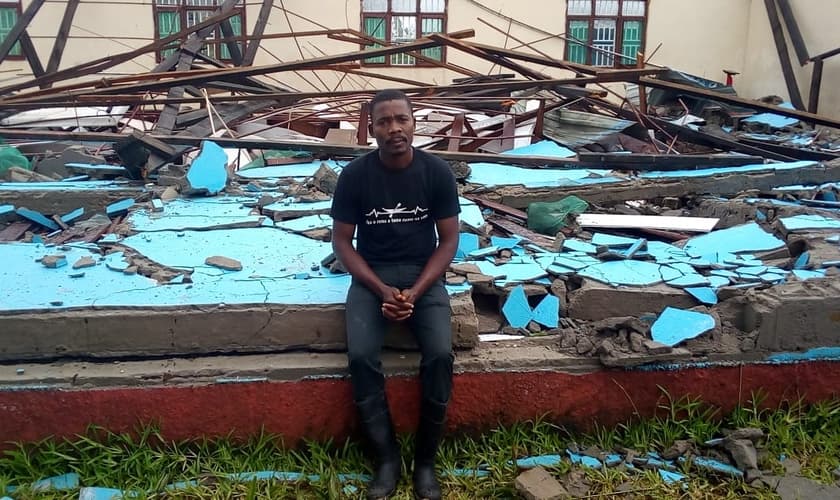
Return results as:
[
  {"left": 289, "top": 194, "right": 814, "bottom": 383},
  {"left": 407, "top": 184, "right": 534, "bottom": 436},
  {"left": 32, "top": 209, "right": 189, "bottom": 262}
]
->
[{"left": 0, "top": 25, "right": 837, "bottom": 376}]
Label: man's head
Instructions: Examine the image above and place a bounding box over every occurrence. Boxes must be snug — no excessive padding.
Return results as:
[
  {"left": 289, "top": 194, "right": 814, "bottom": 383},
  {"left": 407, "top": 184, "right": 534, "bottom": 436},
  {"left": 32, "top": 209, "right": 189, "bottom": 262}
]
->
[{"left": 369, "top": 89, "right": 414, "bottom": 165}]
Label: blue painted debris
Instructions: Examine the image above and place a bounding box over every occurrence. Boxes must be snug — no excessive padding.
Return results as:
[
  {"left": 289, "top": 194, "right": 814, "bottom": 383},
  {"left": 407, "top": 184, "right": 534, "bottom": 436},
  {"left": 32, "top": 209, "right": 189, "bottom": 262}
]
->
[
  {"left": 151, "top": 199, "right": 164, "bottom": 212},
  {"left": 127, "top": 197, "right": 264, "bottom": 232},
  {"left": 794, "top": 252, "right": 810, "bottom": 269},
  {"left": 447, "top": 468, "right": 490, "bottom": 478},
  {"left": 276, "top": 214, "right": 331, "bottom": 232},
  {"left": 684, "top": 222, "right": 785, "bottom": 255},
  {"left": 510, "top": 454, "right": 563, "bottom": 469},
  {"left": 532, "top": 294, "right": 560, "bottom": 328},
  {"left": 106, "top": 198, "right": 135, "bottom": 218},
  {"left": 104, "top": 252, "right": 129, "bottom": 272},
  {"left": 780, "top": 214, "right": 840, "bottom": 232},
  {"left": 666, "top": 274, "right": 710, "bottom": 288},
  {"left": 501, "top": 285, "right": 532, "bottom": 328},
  {"left": 827, "top": 235, "right": 840, "bottom": 244},
  {"left": 490, "top": 236, "right": 521, "bottom": 249},
  {"left": 502, "top": 140, "right": 576, "bottom": 159},
  {"left": 604, "top": 454, "right": 623, "bottom": 467},
  {"left": 60, "top": 207, "right": 85, "bottom": 224},
  {"left": 578, "top": 260, "right": 664, "bottom": 287},
  {"left": 592, "top": 233, "right": 638, "bottom": 247},
  {"left": 658, "top": 469, "right": 687, "bottom": 484},
  {"left": 742, "top": 102, "right": 799, "bottom": 129},
  {"left": 683, "top": 456, "right": 744, "bottom": 478},
  {"left": 62, "top": 174, "right": 90, "bottom": 182},
  {"left": 651, "top": 307, "right": 716, "bottom": 347},
  {"left": 563, "top": 239, "right": 598, "bottom": 254},
  {"left": 16, "top": 207, "right": 59, "bottom": 230},
  {"left": 6, "top": 472, "right": 80, "bottom": 494},
  {"left": 767, "top": 347, "right": 840, "bottom": 364},
  {"left": 566, "top": 450, "right": 602, "bottom": 469},
  {"left": 236, "top": 160, "right": 344, "bottom": 180},
  {"left": 458, "top": 197, "right": 485, "bottom": 229},
  {"left": 467, "top": 162, "right": 617, "bottom": 188},
  {"left": 186, "top": 141, "right": 228, "bottom": 195},
  {"left": 65, "top": 162, "right": 128, "bottom": 176},
  {"left": 685, "top": 287, "right": 718, "bottom": 306},
  {"left": 0, "top": 204, "right": 14, "bottom": 220},
  {"left": 78, "top": 487, "right": 128, "bottom": 500},
  {"left": 457, "top": 232, "right": 479, "bottom": 259},
  {"left": 792, "top": 269, "right": 826, "bottom": 280},
  {"left": 476, "top": 259, "right": 548, "bottom": 285}
]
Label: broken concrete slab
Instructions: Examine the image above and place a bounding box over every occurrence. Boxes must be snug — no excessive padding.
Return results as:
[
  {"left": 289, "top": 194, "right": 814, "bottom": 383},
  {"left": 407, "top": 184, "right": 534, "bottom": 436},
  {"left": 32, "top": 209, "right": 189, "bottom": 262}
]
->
[
  {"left": 578, "top": 260, "right": 664, "bottom": 287},
  {"left": 16, "top": 207, "right": 59, "bottom": 231},
  {"left": 514, "top": 466, "right": 569, "bottom": 500},
  {"left": 205, "top": 256, "right": 243, "bottom": 272},
  {"left": 532, "top": 294, "right": 560, "bottom": 328},
  {"left": 186, "top": 141, "right": 228, "bottom": 195},
  {"left": 685, "top": 222, "right": 786, "bottom": 256},
  {"left": 775, "top": 475, "right": 840, "bottom": 500},
  {"left": 685, "top": 287, "right": 719, "bottom": 305},
  {"left": 127, "top": 197, "right": 265, "bottom": 232},
  {"left": 780, "top": 215, "right": 840, "bottom": 233},
  {"left": 105, "top": 198, "right": 135, "bottom": 218},
  {"left": 567, "top": 280, "right": 696, "bottom": 320},
  {"left": 40, "top": 254, "right": 67, "bottom": 268},
  {"left": 651, "top": 307, "right": 716, "bottom": 347},
  {"left": 502, "top": 285, "right": 532, "bottom": 328}
]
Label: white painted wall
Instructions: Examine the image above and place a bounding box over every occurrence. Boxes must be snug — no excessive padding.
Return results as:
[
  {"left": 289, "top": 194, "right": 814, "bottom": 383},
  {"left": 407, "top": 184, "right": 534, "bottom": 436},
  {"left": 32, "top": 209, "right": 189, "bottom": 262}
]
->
[{"left": 0, "top": 0, "right": 837, "bottom": 115}]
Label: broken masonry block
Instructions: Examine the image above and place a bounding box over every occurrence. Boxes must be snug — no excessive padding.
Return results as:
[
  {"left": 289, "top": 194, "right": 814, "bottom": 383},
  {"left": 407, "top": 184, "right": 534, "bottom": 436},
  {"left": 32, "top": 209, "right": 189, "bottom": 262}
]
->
[
  {"left": 72, "top": 256, "right": 96, "bottom": 269},
  {"left": 205, "top": 256, "right": 243, "bottom": 271},
  {"left": 186, "top": 140, "right": 228, "bottom": 196},
  {"left": 106, "top": 198, "right": 135, "bottom": 218},
  {"left": 450, "top": 262, "right": 481, "bottom": 275},
  {"left": 532, "top": 294, "right": 560, "bottom": 328},
  {"left": 41, "top": 255, "right": 67, "bottom": 268},
  {"left": 16, "top": 207, "right": 58, "bottom": 231},
  {"left": 309, "top": 163, "right": 339, "bottom": 195},
  {"left": 514, "top": 466, "right": 569, "bottom": 500}
]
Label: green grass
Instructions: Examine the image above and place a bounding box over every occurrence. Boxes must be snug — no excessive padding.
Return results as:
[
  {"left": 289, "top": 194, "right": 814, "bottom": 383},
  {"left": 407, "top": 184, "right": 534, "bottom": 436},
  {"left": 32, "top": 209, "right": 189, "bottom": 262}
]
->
[{"left": 3, "top": 392, "right": 840, "bottom": 499}]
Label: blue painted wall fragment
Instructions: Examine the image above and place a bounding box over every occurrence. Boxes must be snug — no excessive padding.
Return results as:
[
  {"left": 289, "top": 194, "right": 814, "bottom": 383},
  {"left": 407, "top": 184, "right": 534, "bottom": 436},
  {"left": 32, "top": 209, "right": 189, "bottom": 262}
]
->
[
  {"left": 666, "top": 274, "right": 710, "bottom": 288},
  {"left": 742, "top": 102, "right": 799, "bottom": 128},
  {"left": 792, "top": 269, "right": 826, "bottom": 280},
  {"left": 456, "top": 233, "right": 479, "bottom": 259},
  {"left": 31, "top": 472, "right": 80, "bottom": 491},
  {"left": 578, "top": 260, "right": 664, "bottom": 287},
  {"left": 16, "top": 207, "right": 58, "bottom": 230},
  {"left": 532, "top": 294, "right": 560, "bottom": 328},
  {"left": 502, "top": 139, "right": 576, "bottom": 159},
  {"left": 502, "top": 285, "right": 532, "bottom": 328},
  {"left": 510, "top": 454, "right": 563, "bottom": 469},
  {"left": 794, "top": 252, "right": 810, "bottom": 269},
  {"left": 566, "top": 450, "right": 602, "bottom": 469},
  {"left": 106, "top": 198, "right": 135, "bottom": 218},
  {"left": 684, "top": 222, "right": 784, "bottom": 255},
  {"left": 0, "top": 204, "right": 14, "bottom": 220},
  {"left": 60, "top": 207, "right": 85, "bottom": 224},
  {"left": 685, "top": 287, "right": 718, "bottom": 305},
  {"left": 683, "top": 456, "right": 744, "bottom": 477},
  {"left": 651, "top": 307, "right": 716, "bottom": 347},
  {"left": 780, "top": 214, "right": 840, "bottom": 232},
  {"left": 658, "top": 469, "right": 687, "bottom": 484},
  {"left": 591, "top": 233, "right": 638, "bottom": 247},
  {"left": 767, "top": 347, "right": 840, "bottom": 364},
  {"left": 78, "top": 487, "right": 127, "bottom": 500},
  {"left": 490, "top": 236, "right": 521, "bottom": 249},
  {"left": 186, "top": 140, "right": 228, "bottom": 195},
  {"left": 563, "top": 239, "right": 598, "bottom": 254}
]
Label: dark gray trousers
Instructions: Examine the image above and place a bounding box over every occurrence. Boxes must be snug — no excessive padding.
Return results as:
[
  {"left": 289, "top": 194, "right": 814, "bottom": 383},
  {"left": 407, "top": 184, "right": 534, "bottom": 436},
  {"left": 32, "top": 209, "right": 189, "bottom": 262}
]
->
[{"left": 345, "top": 263, "right": 454, "bottom": 406}]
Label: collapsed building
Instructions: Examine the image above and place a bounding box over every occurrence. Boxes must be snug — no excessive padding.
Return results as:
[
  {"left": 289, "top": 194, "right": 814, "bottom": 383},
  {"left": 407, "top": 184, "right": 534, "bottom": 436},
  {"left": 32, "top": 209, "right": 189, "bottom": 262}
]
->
[{"left": 0, "top": 0, "right": 839, "bottom": 447}]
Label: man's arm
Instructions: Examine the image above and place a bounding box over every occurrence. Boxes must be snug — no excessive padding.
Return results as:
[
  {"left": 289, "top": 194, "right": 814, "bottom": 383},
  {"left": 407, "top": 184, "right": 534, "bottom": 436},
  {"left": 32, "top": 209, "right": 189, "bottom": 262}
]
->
[
  {"left": 400, "top": 215, "right": 459, "bottom": 303},
  {"left": 332, "top": 220, "right": 413, "bottom": 321}
]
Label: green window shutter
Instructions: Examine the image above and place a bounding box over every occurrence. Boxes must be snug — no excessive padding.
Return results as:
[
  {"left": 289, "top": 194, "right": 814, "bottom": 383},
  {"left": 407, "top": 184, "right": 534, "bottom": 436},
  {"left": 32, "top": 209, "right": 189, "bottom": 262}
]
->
[
  {"left": 220, "top": 13, "right": 242, "bottom": 60},
  {"left": 567, "top": 20, "right": 588, "bottom": 64},
  {"left": 0, "top": 8, "right": 20, "bottom": 57},
  {"left": 420, "top": 17, "right": 443, "bottom": 61},
  {"left": 363, "top": 16, "right": 386, "bottom": 64},
  {"left": 157, "top": 10, "right": 181, "bottom": 59},
  {"left": 621, "top": 20, "right": 642, "bottom": 65}
]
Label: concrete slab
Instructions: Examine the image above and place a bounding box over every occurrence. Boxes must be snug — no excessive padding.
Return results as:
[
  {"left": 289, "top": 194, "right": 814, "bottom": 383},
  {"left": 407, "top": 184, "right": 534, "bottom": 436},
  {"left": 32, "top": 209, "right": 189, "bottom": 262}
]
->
[
  {"left": 127, "top": 197, "right": 264, "bottom": 232},
  {"left": 567, "top": 280, "right": 696, "bottom": 320}
]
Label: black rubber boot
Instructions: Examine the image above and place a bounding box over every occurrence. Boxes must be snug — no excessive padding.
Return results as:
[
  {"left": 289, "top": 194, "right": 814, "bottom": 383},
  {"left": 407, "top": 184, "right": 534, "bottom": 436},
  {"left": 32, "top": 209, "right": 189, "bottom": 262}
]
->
[
  {"left": 357, "top": 393, "right": 401, "bottom": 500},
  {"left": 413, "top": 399, "right": 447, "bottom": 500}
]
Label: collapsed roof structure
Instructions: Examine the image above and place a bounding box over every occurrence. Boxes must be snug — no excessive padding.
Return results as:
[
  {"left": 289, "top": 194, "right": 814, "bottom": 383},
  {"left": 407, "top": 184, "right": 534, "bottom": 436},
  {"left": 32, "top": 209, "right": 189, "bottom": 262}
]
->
[{"left": 1, "top": 0, "right": 839, "bottom": 448}]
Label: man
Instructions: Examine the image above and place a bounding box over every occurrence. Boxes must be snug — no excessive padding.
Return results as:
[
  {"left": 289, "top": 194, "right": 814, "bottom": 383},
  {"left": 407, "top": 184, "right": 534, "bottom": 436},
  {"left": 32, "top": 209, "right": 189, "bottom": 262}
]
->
[{"left": 330, "top": 89, "right": 460, "bottom": 500}]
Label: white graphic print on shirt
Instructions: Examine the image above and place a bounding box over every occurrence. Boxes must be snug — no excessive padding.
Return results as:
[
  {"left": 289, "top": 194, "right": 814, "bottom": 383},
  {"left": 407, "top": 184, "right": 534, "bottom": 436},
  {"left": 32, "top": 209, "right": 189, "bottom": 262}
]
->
[{"left": 364, "top": 203, "right": 429, "bottom": 225}]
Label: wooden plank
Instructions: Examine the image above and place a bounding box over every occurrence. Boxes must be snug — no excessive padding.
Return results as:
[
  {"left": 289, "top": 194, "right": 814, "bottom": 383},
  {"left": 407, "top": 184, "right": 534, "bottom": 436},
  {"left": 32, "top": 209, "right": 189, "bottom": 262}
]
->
[
  {"left": 448, "top": 113, "right": 465, "bottom": 151},
  {"left": 808, "top": 57, "right": 824, "bottom": 114},
  {"left": 466, "top": 195, "right": 527, "bottom": 221},
  {"left": 243, "top": 0, "right": 274, "bottom": 65},
  {"left": 18, "top": 31, "right": 44, "bottom": 78},
  {"left": 487, "top": 216, "right": 556, "bottom": 250},
  {"left": 0, "top": 0, "right": 46, "bottom": 63},
  {"left": 219, "top": 19, "right": 243, "bottom": 66},
  {"left": 429, "top": 34, "right": 549, "bottom": 80},
  {"left": 775, "top": 0, "right": 809, "bottom": 65},
  {"left": 637, "top": 77, "right": 839, "bottom": 129},
  {"left": 45, "top": 0, "right": 80, "bottom": 74},
  {"left": 763, "top": 0, "right": 805, "bottom": 110},
  {"left": 0, "top": 221, "right": 32, "bottom": 241},
  {"left": 576, "top": 213, "right": 720, "bottom": 233},
  {"left": 576, "top": 152, "right": 767, "bottom": 169},
  {"left": 810, "top": 46, "right": 840, "bottom": 62}
]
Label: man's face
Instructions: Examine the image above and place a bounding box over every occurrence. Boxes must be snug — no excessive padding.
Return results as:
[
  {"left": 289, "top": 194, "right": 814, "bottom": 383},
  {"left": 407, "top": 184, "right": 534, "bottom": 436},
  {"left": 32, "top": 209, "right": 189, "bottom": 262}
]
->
[{"left": 369, "top": 99, "right": 414, "bottom": 156}]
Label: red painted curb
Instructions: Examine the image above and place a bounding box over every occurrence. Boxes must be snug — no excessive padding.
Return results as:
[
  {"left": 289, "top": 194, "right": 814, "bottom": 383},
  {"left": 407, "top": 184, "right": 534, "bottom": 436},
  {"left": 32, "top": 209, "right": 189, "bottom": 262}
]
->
[{"left": 2, "top": 362, "right": 838, "bottom": 446}]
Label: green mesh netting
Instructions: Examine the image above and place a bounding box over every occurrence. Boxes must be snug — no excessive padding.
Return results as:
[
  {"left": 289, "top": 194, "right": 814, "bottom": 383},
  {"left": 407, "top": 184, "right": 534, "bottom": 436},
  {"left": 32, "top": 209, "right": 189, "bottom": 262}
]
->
[
  {"left": 527, "top": 195, "right": 589, "bottom": 236},
  {"left": 0, "top": 146, "right": 31, "bottom": 177}
]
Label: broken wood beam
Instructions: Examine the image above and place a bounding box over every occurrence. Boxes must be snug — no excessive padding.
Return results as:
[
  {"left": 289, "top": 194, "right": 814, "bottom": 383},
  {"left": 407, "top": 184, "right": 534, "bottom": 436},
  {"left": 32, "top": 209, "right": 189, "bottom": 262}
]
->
[
  {"left": 18, "top": 31, "right": 44, "bottom": 78},
  {"left": 808, "top": 57, "right": 824, "bottom": 114},
  {"left": 576, "top": 152, "right": 767, "bottom": 170},
  {"left": 219, "top": 19, "right": 244, "bottom": 66},
  {"left": 45, "top": 0, "right": 80, "bottom": 75},
  {"left": 465, "top": 196, "right": 528, "bottom": 221},
  {"left": 809, "top": 46, "right": 840, "bottom": 62},
  {"left": 428, "top": 34, "right": 549, "bottom": 80},
  {"left": 637, "top": 77, "right": 840, "bottom": 129},
  {"left": 763, "top": 0, "right": 805, "bottom": 110},
  {"left": 775, "top": 0, "right": 809, "bottom": 65},
  {"left": 449, "top": 113, "right": 466, "bottom": 151}
]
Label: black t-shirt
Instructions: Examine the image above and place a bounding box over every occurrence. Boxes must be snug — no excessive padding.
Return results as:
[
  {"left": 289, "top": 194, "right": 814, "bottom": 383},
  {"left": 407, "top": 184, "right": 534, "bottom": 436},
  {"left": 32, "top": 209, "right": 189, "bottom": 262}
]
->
[{"left": 330, "top": 149, "right": 460, "bottom": 266}]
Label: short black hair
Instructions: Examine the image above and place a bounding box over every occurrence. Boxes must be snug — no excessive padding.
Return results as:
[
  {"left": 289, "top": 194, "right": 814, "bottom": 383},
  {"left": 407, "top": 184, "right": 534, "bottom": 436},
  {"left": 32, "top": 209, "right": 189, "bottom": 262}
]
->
[{"left": 369, "top": 89, "right": 413, "bottom": 116}]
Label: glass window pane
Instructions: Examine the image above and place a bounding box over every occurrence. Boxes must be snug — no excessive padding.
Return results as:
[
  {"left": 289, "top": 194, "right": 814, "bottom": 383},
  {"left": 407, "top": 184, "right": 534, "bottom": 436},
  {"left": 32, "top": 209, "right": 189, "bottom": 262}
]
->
[
  {"left": 592, "top": 18, "right": 615, "bottom": 66},
  {"left": 391, "top": 15, "right": 417, "bottom": 43},
  {"left": 391, "top": 53, "right": 415, "bottom": 65},
  {"left": 567, "top": 0, "right": 591, "bottom": 15},
  {"left": 594, "top": 0, "right": 618, "bottom": 16},
  {"left": 421, "top": 17, "right": 443, "bottom": 60},
  {"left": 420, "top": 0, "right": 444, "bottom": 13},
  {"left": 155, "top": 0, "right": 180, "bottom": 5},
  {"left": 621, "top": 20, "right": 641, "bottom": 65},
  {"left": 392, "top": 0, "right": 416, "bottom": 13},
  {"left": 0, "top": 8, "right": 20, "bottom": 56},
  {"left": 363, "top": 16, "right": 386, "bottom": 63},
  {"left": 362, "top": 0, "right": 387, "bottom": 12},
  {"left": 567, "top": 19, "right": 588, "bottom": 64},
  {"left": 622, "top": 0, "right": 646, "bottom": 16}
]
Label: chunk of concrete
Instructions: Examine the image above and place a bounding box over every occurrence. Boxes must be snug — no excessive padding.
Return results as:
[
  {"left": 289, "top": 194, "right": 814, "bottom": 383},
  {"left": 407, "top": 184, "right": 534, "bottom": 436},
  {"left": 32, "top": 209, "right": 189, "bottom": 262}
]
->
[
  {"left": 72, "top": 256, "right": 96, "bottom": 269},
  {"left": 451, "top": 262, "right": 481, "bottom": 276},
  {"left": 41, "top": 254, "right": 67, "bottom": 268},
  {"left": 775, "top": 475, "right": 840, "bottom": 500},
  {"left": 205, "top": 256, "right": 243, "bottom": 271},
  {"left": 567, "top": 280, "right": 696, "bottom": 321},
  {"left": 514, "top": 467, "right": 569, "bottom": 500},
  {"left": 724, "top": 439, "right": 758, "bottom": 472},
  {"left": 532, "top": 294, "right": 560, "bottom": 328},
  {"left": 106, "top": 198, "right": 135, "bottom": 218},
  {"left": 186, "top": 140, "right": 228, "bottom": 195}
]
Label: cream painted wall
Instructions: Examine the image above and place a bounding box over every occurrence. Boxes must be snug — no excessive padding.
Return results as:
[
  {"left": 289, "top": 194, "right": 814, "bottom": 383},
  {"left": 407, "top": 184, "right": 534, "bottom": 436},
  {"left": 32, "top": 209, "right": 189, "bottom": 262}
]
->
[{"left": 0, "top": 0, "right": 837, "bottom": 115}]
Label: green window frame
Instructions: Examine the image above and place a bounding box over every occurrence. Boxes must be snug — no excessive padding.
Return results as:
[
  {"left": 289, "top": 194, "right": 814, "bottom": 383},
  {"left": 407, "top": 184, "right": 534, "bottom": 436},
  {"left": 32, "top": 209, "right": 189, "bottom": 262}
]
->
[
  {"left": 565, "top": 0, "right": 647, "bottom": 68},
  {"left": 361, "top": 0, "right": 447, "bottom": 67},
  {"left": 153, "top": 0, "right": 245, "bottom": 63},
  {"left": 0, "top": 2, "right": 22, "bottom": 59}
]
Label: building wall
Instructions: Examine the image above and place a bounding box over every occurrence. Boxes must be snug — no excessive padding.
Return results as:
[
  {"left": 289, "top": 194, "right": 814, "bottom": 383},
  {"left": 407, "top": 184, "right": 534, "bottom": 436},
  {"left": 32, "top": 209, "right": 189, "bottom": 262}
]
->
[{"left": 1, "top": 0, "right": 837, "bottom": 115}]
